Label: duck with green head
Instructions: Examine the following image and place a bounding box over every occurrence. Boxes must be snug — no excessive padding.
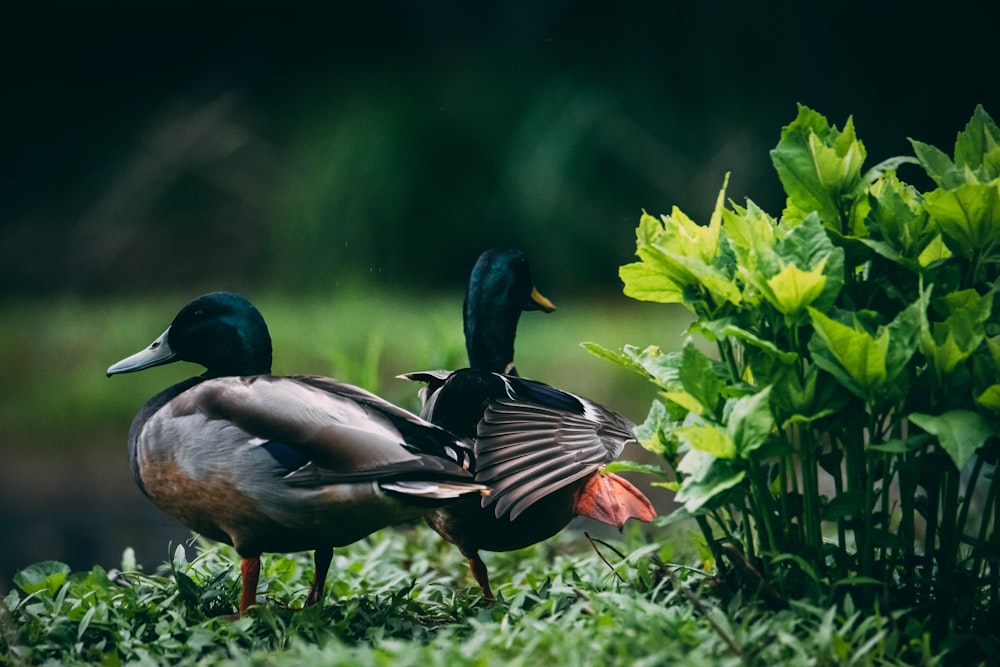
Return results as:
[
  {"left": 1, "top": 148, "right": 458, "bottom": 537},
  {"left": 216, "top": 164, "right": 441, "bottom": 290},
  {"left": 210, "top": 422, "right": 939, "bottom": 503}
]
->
[
  {"left": 462, "top": 247, "right": 557, "bottom": 374},
  {"left": 107, "top": 291, "right": 486, "bottom": 616},
  {"left": 401, "top": 248, "right": 656, "bottom": 602}
]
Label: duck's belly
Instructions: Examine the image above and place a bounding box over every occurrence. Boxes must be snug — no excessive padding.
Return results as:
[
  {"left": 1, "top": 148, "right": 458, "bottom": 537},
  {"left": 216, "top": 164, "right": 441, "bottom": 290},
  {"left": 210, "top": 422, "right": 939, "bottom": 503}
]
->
[
  {"left": 132, "top": 403, "right": 431, "bottom": 556},
  {"left": 427, "top": 488, "right": 577, "bottom": 553},
  {"left": 138, "top": 458, "right": 424, "bottom": 557}
]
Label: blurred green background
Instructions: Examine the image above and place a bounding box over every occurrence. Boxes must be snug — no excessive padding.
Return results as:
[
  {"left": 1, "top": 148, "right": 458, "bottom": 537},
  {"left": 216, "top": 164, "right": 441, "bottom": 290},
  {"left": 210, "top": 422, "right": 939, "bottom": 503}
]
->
[{"left": 1, "top": 1, "right": 995, "bottom": 590}]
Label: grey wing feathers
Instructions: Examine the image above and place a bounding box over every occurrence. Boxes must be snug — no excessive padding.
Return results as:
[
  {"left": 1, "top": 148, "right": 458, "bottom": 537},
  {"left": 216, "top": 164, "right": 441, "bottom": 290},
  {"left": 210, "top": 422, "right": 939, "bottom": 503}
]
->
[
  {"left": 475, "top": 396, "right": 636, "bottom": 520},
  {"left": 187, "top": 376, "right": 472, "bottom": 482}
]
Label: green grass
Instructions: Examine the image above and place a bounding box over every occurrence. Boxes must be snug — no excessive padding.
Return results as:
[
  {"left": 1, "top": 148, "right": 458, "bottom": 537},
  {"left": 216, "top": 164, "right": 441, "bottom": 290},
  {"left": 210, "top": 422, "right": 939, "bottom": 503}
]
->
[{"left": 1, "top": 524, "right": 940, "bottom": 667}]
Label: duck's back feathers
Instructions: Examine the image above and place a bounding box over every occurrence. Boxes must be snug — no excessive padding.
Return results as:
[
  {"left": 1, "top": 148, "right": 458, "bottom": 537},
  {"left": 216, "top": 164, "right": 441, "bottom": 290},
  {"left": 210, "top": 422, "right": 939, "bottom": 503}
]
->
[
  {"left": 145, "top": 375, "right": 474, "bottom": 485},
  {"left": 290, "top": 375, "right": 475, "bottom": 473},
  {"left": 475, "top": 374, "right": 636, "bottom": 520},
  {"left": 400, "top": 369, "right": 637, "bottom": 520}
]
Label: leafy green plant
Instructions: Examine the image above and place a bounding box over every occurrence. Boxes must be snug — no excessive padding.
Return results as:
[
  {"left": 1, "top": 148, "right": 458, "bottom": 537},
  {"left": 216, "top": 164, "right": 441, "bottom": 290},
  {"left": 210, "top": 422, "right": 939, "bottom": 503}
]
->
[
  {"left": 1, "top": 525, "right": 942, "bottom": 666},
  {"left": 589, "top": 104, "right": 1000, "bottom": 657}
]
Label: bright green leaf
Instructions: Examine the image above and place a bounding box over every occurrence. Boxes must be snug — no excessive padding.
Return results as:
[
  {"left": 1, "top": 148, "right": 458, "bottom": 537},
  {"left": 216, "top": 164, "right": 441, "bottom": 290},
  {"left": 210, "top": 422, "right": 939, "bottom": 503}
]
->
[
  {"left": 909, "top": 410, "right": 994, "bottom": 470},
  {"left": 619, "top": 261, "right": 686, "bottom": 304},
  {"left": 583, "top": 342, "right": 683, "bottom": 390},
  {"left": 721, "top": 324, "right": 798, "bottom": 365},
  {"left": 771, "top": 105, "right": 866, "bottom": 232},
  {"left": 911, "top": 139, "right": 963, "bottom": 189},
  {"left": 976, "top": 385, "right": 1000, "bottom": 413},
  {"left": 808, "top": 308, "right": 888, "bottom": 397},
  {"left": 865, "top": 171, "right": 935, "bottom": 263},
  {"left": 13, "top": 561, "right": 71, "bottom": 595},
  {"left": 917, "top": 234, "right": 952, "bottom": 266},
  {"left": 808, "top": 339, "right": 868, "bottom": 400},
  {"left": 663, "top": 390, "right": 705, "bottom": 416},
  {"left": 779, "top": 213, "right": 845, "bottom": 309},
  {"left": 676, "top": 422, "right": 737, "bottom": 459},
  {"left": 625, "top": 202, "right": 744, "bottom": 310},
  {"left": 925, "top": 333, "right": 968, "bottom": 377},
  {"left": 725, "top": 387, "right": 775, "bottom": 456},
  {"left": 678, "top": 342, "right": 725, "bottom": 417},
  {"left": 766, "top": 260, "right": 827, "bottom": 315},
  {"left": 919, "top": 286, "right": 991, "bottom": 378},
  {"left": 722, "top": 200, "right": 778, "bottom": 270},
  {"left": 780, "top": 211, "right": 838, "bottom": 268},
  {"left": 675, "top": 449, "right": 746, "bottom": 512},
  {"left": 729, "top": 211, "right": 844, "bottom": 317},
  {"left": 883, "top": 299, "right": 922, "bottom": 382},
  {"left": 772, "top": 365, "right": 824, "bottom": 426},
  {"left": 634, "top": 399, "right": 679, "bottom": 457},
  {"left": 924, "top": 182, "right": 1000, "bottom": 259},
  {"left": 987, "top": 336, "right": 1000, "bottom": 370},
  {"left": 954, "top": 104, "right": 1000, "bottom": 179}
]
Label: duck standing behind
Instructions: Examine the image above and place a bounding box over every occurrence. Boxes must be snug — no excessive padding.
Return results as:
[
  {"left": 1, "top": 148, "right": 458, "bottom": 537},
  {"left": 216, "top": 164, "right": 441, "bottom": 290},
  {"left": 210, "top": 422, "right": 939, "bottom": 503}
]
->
[
  {"left": 401, "top": 248, "right": 655, "bottom": 601},
  {"left": 107, "top": 291, "right": 486, "bottom": 616}
]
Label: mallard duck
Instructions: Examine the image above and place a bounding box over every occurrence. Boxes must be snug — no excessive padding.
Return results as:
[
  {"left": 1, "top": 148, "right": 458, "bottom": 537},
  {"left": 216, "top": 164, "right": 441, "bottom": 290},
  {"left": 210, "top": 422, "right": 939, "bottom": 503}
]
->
[
  {"left": 107, "top": 291, "right": 486, "bottom": 616},
  {"left": 401, "top": 248, "right": 656, "bottom": 602}
]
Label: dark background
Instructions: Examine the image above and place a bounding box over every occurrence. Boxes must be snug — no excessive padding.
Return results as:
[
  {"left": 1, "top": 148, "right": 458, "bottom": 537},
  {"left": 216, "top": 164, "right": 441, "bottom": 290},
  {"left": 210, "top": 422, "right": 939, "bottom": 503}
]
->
[
  {"left": 1, "top": 0, "right": 996, "bottom": 589},
  {"left": 4, "top": 1, "right": 994, "bottom": 299}
]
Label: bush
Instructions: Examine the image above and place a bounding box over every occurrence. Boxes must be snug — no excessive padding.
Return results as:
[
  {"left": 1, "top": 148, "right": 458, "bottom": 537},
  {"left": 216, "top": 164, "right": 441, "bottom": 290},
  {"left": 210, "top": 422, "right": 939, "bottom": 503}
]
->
[{"left": 590, "top": 104, "right": 1000, "bottom": 658}]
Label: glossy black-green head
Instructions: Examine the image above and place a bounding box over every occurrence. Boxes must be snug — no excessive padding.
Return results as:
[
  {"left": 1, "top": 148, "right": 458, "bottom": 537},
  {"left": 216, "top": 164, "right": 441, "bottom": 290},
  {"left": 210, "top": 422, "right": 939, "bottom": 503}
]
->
[
  {"left": 107, "top": 291, "right": 272, "bottom": 378},
  {"left": 463, "top": 248, "right": 556, "bottom": 373}
]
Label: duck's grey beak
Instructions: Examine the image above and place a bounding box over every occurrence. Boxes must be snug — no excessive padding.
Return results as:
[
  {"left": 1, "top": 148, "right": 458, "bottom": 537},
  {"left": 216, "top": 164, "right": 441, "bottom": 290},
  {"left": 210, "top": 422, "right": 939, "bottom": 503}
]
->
[{"left": 107, "top": 328, "right": 177, "bottom": 376}]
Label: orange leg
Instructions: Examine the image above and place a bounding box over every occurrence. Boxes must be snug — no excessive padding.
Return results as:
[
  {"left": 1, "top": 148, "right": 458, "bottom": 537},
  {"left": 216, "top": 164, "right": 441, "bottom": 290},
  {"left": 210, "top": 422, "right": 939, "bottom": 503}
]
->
[
  {"left": 239, "top": 557, "right": 261, "bottom": 616},
  {"left": 306, "top": 547, "right": 333, "bottom": 607},
  {"left": 466, "top": 550, "right": 495, "bottom": 603}
]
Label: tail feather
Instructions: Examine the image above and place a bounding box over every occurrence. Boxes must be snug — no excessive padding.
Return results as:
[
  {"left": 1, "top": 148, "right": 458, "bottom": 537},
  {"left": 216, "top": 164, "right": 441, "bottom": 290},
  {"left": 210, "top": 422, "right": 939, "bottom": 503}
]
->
[{"left": 381, "top": 480, "right": 489, "bottom": 499}]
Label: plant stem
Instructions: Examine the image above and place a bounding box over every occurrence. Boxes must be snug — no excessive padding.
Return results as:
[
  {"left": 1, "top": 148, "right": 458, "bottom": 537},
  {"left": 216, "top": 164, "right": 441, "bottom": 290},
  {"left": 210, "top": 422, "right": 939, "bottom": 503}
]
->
[
  {"left": 992, "top": 479, "right": 1000, "bottom": 607},
  {"left": 696, "top": 514, "right": 726, "bottom": 572},
  {"left": 825, "top": 433, "right": 848, "bottom": 575},
  {"left": 717, "top": 338, "right": 741, "bottom": 385},
  {"left": 939, "top": 465, "right": 961, "bottom": 581},
  {"left": 898, "top": 450, "right": 917, "bottom": 600},
  {"left": 710, "top": 507, "right": 735, "bottom": 542},
  {"left": 931, "top": 464, "right": 961, "bottom": 634},
  {"left": 844, "top": 419, "right": 870, "bottom": 577},
  {"left": 971, "top": 460, "right": 999, "bottom": 587},
  {"left": 864, "top": 412, "right": 884, "bottom": 579},
  {"left": 778, "top": 447, "right": 795, "bottom": 546},
  {"left": 878, "top": 450, "right": 894, "bottom": 579},
  {"left": 800, "top": 425, "right": 821, "bottom": 556},
  {"left": 922, "top": 448, "right": 940, "bottom": 605},
  {"left": 747, "top": 458, "right": 779, "bottom": 552},
  {"left": 736, "top": 499, "right": 757, "bottom": 562},
  {"left": 955, "top": 454, "right": 984, "bottom": 560}
]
